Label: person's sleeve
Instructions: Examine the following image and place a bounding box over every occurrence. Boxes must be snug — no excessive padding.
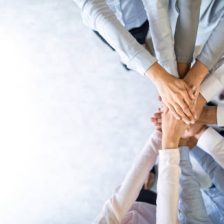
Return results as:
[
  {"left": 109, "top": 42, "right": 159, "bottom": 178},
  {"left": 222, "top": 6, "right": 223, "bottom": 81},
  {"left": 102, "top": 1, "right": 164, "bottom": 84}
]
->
[
  {"left": 179, "top": 147, "right": 211, "bottom": 224},
  {"left": 200, "top": 61, "right": 224, "bottom": 102},
  {"left": 156, "top": 149, "right": 180, "bottom": 224},
  {"left": 197, "top": 15, "right": 224, "bottom": 71},
  {"left": 217, "top": 105, "right": 224, "bottom": 127},
  {"left": 191, "top": 147, "right": 224, "bottom": 195},
  {"left": 74, "top": 0, "right": 157, "bottom": 75},
  {"left": 94, "top": 130, "right": 161, "bottom": 223},
  {"left": 174, "top": 0, "right": 201, "bottom": 64},
  {"left": 142, "top": 0, "right": 178, "bottom": 77},
  {"left": 197, "top": 127, "right": 224, "bottom": 168}
]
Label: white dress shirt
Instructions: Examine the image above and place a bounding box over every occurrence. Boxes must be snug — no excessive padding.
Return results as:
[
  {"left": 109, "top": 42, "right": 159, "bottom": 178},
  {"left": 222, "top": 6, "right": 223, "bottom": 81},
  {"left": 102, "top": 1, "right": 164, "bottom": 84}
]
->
[
  {"left": 94, "top": 130, "right": 161, "bottom": 224},
  {"left": 200, "top": 62, "right": 224, "bottom": 103},
  {"left": 156, "top": 149, "right": 180, "bottom": 224},
  {"left": 94, "top": 131, "right": 181, "bottom": 224},
  {"left": 197, "top": 127, "right": 224, "bottom": 169}
]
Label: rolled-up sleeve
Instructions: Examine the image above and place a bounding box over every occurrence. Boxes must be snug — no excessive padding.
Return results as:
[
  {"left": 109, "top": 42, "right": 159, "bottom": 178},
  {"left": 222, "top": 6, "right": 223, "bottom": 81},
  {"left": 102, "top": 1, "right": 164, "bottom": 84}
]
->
[
  {"left": 197, "top": 15, "right": 224, "bottom": 71},
  {"left": 74, "top": 0, "right": 157, "bottom": 75},
  {"left": 174, "top": 0, "right": 201, "bottom": 64}
]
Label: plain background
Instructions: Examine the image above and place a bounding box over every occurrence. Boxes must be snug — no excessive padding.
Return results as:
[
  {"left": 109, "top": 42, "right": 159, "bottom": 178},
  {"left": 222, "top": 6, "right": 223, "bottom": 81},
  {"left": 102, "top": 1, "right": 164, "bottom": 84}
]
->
[{"left": 0, "top": 1, "right": 210, "bottom": 223}]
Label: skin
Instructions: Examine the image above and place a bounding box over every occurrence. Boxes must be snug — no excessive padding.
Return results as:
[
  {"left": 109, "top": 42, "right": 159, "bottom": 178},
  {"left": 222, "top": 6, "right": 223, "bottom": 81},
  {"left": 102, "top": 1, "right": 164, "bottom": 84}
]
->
[
  {"left": 161, "top": 105, "right": 187, "bottom": 149},
  {"left": 146, "top": 62, "right": 196, "bottom": 123},
  {"left": 151, "top": 105, "right": 218, "bottom": 148}
]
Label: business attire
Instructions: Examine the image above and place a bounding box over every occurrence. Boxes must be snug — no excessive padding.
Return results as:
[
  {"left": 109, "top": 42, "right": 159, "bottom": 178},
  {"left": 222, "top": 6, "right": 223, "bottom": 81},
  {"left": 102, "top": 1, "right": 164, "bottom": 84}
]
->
[
  {"left": 75, "top": 0, "right": 157, "bottom": 75},
  {"left": 94, "top": 0, "right": 149, "bottom": 55},
  {"left": 144, "top": 0, "right": 201, "bottom": 76},
  {"left": 93, "top": 130, "right": 212, "bottom": 224},
  {"left": 192, "top": 146, "right": 224, "bottom": 224}
]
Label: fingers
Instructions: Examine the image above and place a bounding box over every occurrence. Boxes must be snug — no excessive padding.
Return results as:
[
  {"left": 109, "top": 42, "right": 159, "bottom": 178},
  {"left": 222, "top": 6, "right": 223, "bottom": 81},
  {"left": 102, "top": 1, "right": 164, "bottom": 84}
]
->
[
  {"left": 175, "top": 97, "right": 195, "bottom": 123},
  {"left": 172, "top": 102, "right": 192, "bottom": 125},
  {"left": 166, "top": 103, "right": 181, "bottom": 120}
]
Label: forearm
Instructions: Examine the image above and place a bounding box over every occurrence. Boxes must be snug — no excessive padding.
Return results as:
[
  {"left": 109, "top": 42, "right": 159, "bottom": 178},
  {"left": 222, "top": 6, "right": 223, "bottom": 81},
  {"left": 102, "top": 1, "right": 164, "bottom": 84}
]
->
[
  {"left": 191, "top": 147, "right": 224, "bottom": 194},
  {"left": 143, "top": 0, "right": 178, "bottom": 76},
  {"left": 197, "top": 127, "right": 224, "bottom": 168},
  {"left": 157, "top": 149, "right": 180, "bottom": 224},
  {"left": 96, "top": 131, "right": 161, "bottom": 223},
  {"left": 200, "top": 62, "right": 224, "bottom": 103},
  {"left": 185, "top": 60, "right": 209, "bottom": 88},
  {"left": 179, "top": 148, "right": 211, "bottom": 224},
  {"left": 197, "top": 15, "right": 224, "bottom": 71},
  {"left": 198, "top": 106, "right": 217, "bottom": 125},
  {"left": 175, "top": 0, "right": 201, "bottom": 64},
  {"left": 75, "top": 0, "right": 157, "bottom": 75}
]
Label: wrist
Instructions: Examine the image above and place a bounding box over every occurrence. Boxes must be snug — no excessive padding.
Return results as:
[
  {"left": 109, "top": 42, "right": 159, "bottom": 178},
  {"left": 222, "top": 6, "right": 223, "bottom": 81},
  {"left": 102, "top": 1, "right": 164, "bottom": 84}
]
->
[
  {"left": 199, "top": 106, "right": 217, "bottom": 124},
  {"left": 177, "top": 63, "right": 190, "bottom": 78},
  {"left": 162, "top": 135, "right": 180, "bottom": 149},
  {"left": 194, "top": 126, "right": 208, "bottom": 140},
  {"left": 191, "top": 60, "right": 209, "bottom": 85},
  {"left": 145, "top": 62, "right": 169, "bottom": 85}
]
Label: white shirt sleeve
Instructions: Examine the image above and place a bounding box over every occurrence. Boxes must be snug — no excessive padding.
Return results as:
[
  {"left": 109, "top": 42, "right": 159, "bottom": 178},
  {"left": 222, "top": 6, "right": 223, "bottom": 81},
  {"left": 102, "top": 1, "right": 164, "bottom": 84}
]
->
[
  {"left": 94, "top": 130, "right": 162, "bottom": 223},
  {"left": 217, "top": 105, "right": 224, "bottom": 127},
  {"left": 197, "top": 127, "right": 224, "bottom": 168},
  {"left": 74, "top": 0, "right": 157, "bottom": 75},
  {"left": 156, "top": 149, "right": 180, "bottom": 224},
  {"left": 200, "top": 62, "right": 224, "bottom": 102}
]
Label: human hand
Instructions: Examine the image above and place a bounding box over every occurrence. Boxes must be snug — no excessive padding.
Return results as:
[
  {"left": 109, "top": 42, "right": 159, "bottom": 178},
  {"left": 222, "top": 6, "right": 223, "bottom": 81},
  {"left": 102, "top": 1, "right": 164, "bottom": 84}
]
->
[
  {"left": 151, "top": 108, "right": 205, "bottom": 139},
  {"left": 161, "top": 105, "right": 187, "bottom": 149},
  {"left": 150, "top": 108, "right": 162, "bottom": 131},
  {"left": 146, "top": 63, "right": 196, "bottom": 124},
  {"left": 184, "top": 60, "right": 209, "bottom": 104}
]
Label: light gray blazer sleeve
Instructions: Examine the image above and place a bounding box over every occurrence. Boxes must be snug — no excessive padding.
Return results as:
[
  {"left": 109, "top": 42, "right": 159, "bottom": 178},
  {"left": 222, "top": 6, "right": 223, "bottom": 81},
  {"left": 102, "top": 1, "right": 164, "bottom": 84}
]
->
[
  {"left": 74, "top": 0, "right": 157, "bottom": 75},
  {"left": 197, "top": 15, "right": 224, "bottom": 71},
  {"left": 143, "top": 0, "right": 178, "bottom": 77},
  {"left": 174, "top": 0, "right": 201, "bottom": 64}
]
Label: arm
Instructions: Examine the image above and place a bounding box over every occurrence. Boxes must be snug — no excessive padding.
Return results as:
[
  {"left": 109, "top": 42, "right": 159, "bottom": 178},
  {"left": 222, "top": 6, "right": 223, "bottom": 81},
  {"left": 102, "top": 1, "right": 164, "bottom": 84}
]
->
[
  {"left": 191, "top": 147, "right": 224, "bottom": 194},
  {"left": 197, "top": 127, "right": 224, "bottom": 169},
  {"left": 156, "top": 106, "right": 188, "bottom": 224},
  {"left": 179, "top": 147, "right": 211, "bottom": 224},
  {"left": 76, "top": 0, "right": 196, "bottom": 123},
  {"left": 186, "top": 15, "right": 224, "bottom": 93},
  {"left": 142, "top": 0, "right": 178, "bottom": 76},
  {"left": 200, "top": 62, "right": 224, "bottom": 103},
  {"left": 175, "top": 0, "right": 201, "bottom": 78},
  {"left": 95, "top": 131, "right": 161, "bottom": 223},
  {"left": 75, "top": 0, "right": 157, "bottom": 75},
  {"left": 157, "top": 149, "right": 180, "bottom": 224},
  {"left": 197, "top": 15, "right": 224, "bottom": 72}
]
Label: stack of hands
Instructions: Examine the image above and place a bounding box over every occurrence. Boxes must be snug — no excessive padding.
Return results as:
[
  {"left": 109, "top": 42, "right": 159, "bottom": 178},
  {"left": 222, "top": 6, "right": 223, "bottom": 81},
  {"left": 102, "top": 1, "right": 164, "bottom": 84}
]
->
[{"left": 146, "top": 60, "right": 209, "bottom": 126}]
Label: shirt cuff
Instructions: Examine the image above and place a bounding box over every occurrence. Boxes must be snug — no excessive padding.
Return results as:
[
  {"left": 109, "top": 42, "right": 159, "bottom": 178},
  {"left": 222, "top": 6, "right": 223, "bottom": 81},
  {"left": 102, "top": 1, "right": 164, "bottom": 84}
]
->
[
  {"left": 126, "top": 49, "right": 157, "bottom": 75},
  {"left": 200, "top": 74, "right": 223, "bottom": 102},
  {"left": 159, "top": 149, "right": 180, "bottom": 164},
  {"left": 179, "top": 147, "right": 190, "bottom": 161},
  {"left": 197, "top": 127, "right": 222, "bottom": 153},
  {"left": 217, "top": 105, "right": 224, "bottom": 127}
]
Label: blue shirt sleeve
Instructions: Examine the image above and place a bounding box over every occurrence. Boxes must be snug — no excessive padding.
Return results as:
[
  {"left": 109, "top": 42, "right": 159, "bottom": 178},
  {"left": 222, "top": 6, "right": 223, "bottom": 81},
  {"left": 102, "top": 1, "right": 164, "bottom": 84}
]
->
[{"left": 179, "top": 147, "right": 211, "bottom": 224}]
